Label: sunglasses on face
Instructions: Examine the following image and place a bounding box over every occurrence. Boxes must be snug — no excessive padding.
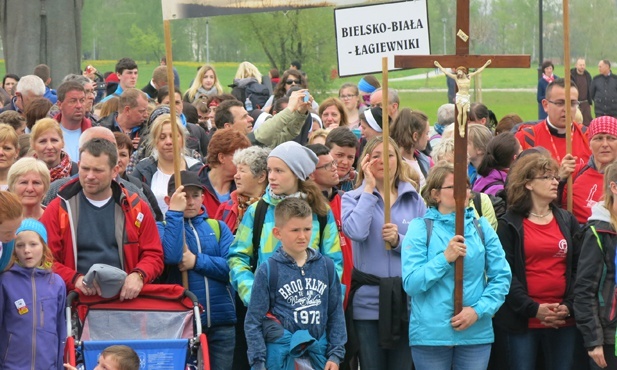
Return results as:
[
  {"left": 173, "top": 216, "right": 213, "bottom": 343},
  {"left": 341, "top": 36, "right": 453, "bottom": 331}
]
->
[{"left": 285, "top": 79, "right": 300, "bottom": 85}]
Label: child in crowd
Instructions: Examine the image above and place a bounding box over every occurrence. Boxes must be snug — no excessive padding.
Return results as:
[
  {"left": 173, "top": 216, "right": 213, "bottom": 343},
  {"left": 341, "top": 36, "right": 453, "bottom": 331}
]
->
[
  {"left": 64, "top": 345, "right": 140, "bottom": 370},
  {"left": 0, "top": 218, "right": 66, "bottom": 370},
  {"left": 158, "top": 170, "right": 237, "bottom": 370},
  {"left": 244, "top": 198, "right": 346, "bottom": 370},
  {"left": 0, "top": 191, "right": 23, "bottom": 271}
]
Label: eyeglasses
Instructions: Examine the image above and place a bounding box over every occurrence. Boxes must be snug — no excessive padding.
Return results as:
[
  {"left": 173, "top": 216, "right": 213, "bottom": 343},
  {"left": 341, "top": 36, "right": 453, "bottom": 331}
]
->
[
  {"left": 285, "top": 79, "right": 300, "bottom": 85},
  {"left": 533, "top": 175, "right": 561, "bottom": 181},
  {"left": 84, "top": 89, "right": 97, "bottom": 98},
  {"left": 439, "top": 184, "right": 470, "bottom": 190},
  {"left": 339, "top": 94, "right": 357, "bottom": 100},
  {"left": 547, "top": 99, "right": 580, "bottom": 109},
  {"left": 315, "top": 160, "right": 337, "bottom": 171}
]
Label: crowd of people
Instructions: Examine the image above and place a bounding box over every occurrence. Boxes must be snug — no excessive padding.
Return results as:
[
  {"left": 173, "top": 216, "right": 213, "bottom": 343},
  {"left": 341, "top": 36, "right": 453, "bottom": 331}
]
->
[{"left": 0, "top": 56, "right": 616, "bottom": 370}]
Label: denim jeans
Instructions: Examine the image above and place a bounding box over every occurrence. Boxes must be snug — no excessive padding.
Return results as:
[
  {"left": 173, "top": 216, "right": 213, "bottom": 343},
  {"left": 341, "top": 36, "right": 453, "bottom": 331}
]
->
[
  {"left": 411, "top": 344, "right": 491, "bottom": 370},
  {"left": 508, "top": 325, "right": 576, "bottom": 370},
  {"left": 353, "top": 320, "right": 412, "bottom": 370},
  {"left": 203, "top": 324, "right": 236, "bottom": 370}
]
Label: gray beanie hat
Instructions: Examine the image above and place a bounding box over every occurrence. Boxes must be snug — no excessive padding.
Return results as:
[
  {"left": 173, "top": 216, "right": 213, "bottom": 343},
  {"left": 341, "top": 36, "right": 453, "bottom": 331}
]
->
[{"left": 269, "top": 141, "right": 318, "bottom": 180}]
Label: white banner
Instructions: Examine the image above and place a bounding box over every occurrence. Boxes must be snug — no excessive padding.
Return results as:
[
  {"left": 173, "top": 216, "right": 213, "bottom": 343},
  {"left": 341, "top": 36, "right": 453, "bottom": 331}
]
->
[
  {"left": 334, "top": 1, "right": 430, "bottom": 77},
  {"left": 161, "top": 0, "right": 397, "bottom": 20}
]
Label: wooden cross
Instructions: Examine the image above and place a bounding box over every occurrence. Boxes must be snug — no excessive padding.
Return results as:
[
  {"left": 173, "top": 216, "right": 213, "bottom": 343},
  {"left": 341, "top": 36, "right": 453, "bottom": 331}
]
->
[{"left": 395, "top": 0, "right": 530, "bottom": 314}]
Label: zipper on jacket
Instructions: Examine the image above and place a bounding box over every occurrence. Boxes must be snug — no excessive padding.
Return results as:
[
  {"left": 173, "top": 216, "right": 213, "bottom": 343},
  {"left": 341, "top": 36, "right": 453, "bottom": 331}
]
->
[
  {"left": 31, "top": 272, "right": 37, "bottom": 370},
  {"left": 190, "top": 219, "right": 211, "bottom": 328}
]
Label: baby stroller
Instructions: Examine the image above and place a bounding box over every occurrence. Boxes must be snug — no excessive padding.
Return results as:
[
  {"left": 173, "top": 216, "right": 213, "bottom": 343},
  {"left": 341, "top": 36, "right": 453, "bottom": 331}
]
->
[{"left": 64, "top": 284, "right": 210, "bottom": 369}]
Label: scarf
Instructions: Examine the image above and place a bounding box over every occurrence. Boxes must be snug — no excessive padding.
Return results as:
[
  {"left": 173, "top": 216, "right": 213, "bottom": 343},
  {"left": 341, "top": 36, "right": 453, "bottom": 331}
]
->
[
  {"left": 542, "top": 73, "right": 555, "bottom": 84},
  {"left": 195, "top": 86, "right": 218, "bottom": 100},
  {"left": 267, "top": 187, "right": 307, "bottom": 201},
  {"left": 47, "top": 151, "right": 72, "bottom": 182},
  {"left": 236, "top": 193, "right": 261, "bottom": 230}
]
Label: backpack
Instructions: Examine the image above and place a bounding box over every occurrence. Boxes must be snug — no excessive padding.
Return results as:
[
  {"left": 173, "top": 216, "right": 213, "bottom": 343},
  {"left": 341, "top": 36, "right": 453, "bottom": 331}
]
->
[
  {"left": 472, "top": 191, "right": 506, "bottom": 220},
  {"left": 251, "top": 198, "right": 328, "bottom": 272},
  {"left": 245, "top": 82, "right": 270, "bottom": 111}
]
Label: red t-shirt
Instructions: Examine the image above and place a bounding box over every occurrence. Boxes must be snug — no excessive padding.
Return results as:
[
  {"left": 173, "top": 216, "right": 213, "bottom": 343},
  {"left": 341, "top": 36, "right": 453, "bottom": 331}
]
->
[{"left": 523, "top": 217, "right": 568, "bottom": 329}]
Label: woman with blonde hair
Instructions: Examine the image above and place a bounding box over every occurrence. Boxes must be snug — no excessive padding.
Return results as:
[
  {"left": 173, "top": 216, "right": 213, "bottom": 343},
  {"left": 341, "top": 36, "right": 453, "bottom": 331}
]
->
[
  {"left": 575, "top": 161, "right": 617, "bottom": 369},
  {"left": 7, "top": 157, "right": 50, "bottom": 220},
  {"left": 132, "top": 113, "right": 202, "bottom": 216},
  {"left": 184, "top": 64, "right": 224, "bottom": 103},
  {"left": 342, "top": 136, "right": 425, "bottom": 370},
  {"left": 30, "top": 118, "right": 77, "bottom": 183},
  {"left": 0, "top": 124, "right": 19, "bottom": 190}
]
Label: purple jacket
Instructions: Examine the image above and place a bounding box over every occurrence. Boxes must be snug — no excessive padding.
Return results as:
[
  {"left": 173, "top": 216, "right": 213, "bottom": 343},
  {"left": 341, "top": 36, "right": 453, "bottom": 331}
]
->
[
  {"left": 472, "top": 169, "right": 507, "bottom": 196},
  {"left": 342, "top": 180, "right": 426, "bottom": 320},
  {"left": 0, "top": 264, "right": 66, "bottom": 370}
]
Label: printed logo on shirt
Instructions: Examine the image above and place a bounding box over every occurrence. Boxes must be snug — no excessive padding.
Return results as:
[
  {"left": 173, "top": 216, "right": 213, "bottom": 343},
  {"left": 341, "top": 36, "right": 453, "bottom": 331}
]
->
[
  {"left": 586, "top": 184, "right": 598, "bottom": 210},
  {"left": 401, "top": 219, "right": 410, "bottom": 224},
  {"left": 278, "top": 277, "right": 328, "bottom": 325},
  {"left": 14, "top": 298, "right": 28, "bottom": 315},
  {"left": 554, "top": 239, "right": 568, "bottom": 258}
]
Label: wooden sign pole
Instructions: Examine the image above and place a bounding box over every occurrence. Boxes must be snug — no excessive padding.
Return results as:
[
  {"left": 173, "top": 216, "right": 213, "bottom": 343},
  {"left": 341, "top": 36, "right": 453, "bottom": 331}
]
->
[
  {"left": 164, "top": 20, "right": 188, "bottom": 289},
  {"left": 563, "top": 0, "right": 573, "bottom": 212},
  {"left": 381, "top": 57, "right": 391, "bottom": 250}
]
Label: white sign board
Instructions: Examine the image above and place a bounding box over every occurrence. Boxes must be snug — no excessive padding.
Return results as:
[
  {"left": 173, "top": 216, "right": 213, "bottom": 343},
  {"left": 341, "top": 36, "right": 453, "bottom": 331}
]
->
[{"left": 334, "top": 1, "right": 430, "bottom": 77}]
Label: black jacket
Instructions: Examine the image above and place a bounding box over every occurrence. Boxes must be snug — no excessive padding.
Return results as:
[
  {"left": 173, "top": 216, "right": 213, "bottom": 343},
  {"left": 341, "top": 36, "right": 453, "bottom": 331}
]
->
[
  {"left": 574, "top": 205, "right": 617, "bottom": 348},
  {"left": 142, "top": 82, "right": 158, "bottom": 100},
  {"left": 494, "top": 207, "right": 580, "bottom": 333},
  {"left": 591, "top": 73, "right": 617, "bottom": 117}
]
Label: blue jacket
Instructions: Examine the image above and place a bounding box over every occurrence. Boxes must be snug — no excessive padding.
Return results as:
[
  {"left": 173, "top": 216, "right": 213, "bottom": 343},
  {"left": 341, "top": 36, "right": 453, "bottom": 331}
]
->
[
  {"left": 0, "top": 240, "right": 14, "bottom": 271},
  {"left": 44, "top": 86, "right": 58, "bottom": 104},
  {"left": 245, "top": 248, "right": 346, "bottom": 369},
  {"left": 0, "top": 264, "right": 66, "bottom": 369},
  {"left": 402, "top": 207, "right": 511, "bottom": 346},
  {"left": 228, "top": 188, "right": 343, "bottom": 306},
  {"left": 342, "top": 179, "right": 426, "bottom": 320},
  {"left": 158, "top": 206, "right": 236, "bottom": 326}
]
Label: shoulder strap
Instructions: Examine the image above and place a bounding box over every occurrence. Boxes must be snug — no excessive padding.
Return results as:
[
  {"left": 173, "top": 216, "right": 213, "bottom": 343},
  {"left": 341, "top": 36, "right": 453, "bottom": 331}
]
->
[
  {"left": 473, "top": 218, "right": 484, "bottom": 245},
  {"left": 252, "top": 199, "right": 269, "bottom": 270},
  {"left": 573, "top": 164, "right": 591, "bottom": 183},
  {"left": 473, "top": 192, "right": 483, "bottom": 218},
  {"left": 324, "top": 255, "right": 335, "bottom": 285},
  {"left": 318, "top": 213, "right": 327, "bottom": 249},
  {"left": 424, "top": 218, "right": 433, "bottom": 246},
  {"left": 206, "top": 219, "right": 220, "bottom": 241},
  {"left": 425, "top": 217, "right": 483, "bottom": 247}
]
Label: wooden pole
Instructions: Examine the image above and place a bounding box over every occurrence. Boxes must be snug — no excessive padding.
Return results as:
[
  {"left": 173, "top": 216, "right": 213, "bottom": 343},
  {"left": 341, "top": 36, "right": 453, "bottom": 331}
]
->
[
  {"left": 164, "top": 20, "right": 188, "bottom": 289},
  {"left": 381, "top": 57, "right": 391, "bottom": 250},
  {"left": 563, "top": 0, "right": 573, "bottom": 212}
]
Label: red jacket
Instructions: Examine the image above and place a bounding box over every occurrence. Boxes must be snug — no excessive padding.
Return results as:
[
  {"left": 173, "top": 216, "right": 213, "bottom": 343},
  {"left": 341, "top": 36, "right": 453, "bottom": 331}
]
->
[
  {"left": 215, "top": 190, "right": 240, "bottom": 234},
  {"left": 329, "top": 190, "right": 353, "bottom": 310},
  {"left": 40, "top": 178, "right": 164, "bottom": 291},
  {"left": 515, "top": 120, "right": 591, "bottom": 164},
  {"left": 198, "top": 164, "right": 237, "bottom": 219}
]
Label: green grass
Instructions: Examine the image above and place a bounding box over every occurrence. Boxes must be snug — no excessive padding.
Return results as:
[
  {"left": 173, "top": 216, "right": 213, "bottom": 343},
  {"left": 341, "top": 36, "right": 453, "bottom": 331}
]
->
[{"left": 0, "top": 59, "right": 543, "bottom": 123}]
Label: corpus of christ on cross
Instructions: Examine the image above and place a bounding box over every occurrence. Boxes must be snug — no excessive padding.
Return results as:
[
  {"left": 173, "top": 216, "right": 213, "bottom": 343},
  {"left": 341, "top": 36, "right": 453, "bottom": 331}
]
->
[{"left": 394, "top": 0, "right": 530, "bottom": 314}]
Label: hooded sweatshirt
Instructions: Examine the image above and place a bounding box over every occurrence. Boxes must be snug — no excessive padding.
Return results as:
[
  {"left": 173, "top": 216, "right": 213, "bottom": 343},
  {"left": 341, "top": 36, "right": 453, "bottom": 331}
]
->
[
  {"left": 574, "top": 203, "right": 617, "bottom": 348},
  {"left": 0, "top": 264, "right": 66, "bottom": 370},
  {"left": 244, "top": 247, "right": 346, "bottom": 369}
]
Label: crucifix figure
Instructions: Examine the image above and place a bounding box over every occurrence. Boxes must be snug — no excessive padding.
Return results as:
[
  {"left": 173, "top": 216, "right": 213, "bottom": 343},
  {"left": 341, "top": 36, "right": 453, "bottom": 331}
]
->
[
  {"left": 435, "top": 60, "right": 491, "bottom": 137},
  {"left": 395, "top": 0, "right": 530, "bottom": 314}
]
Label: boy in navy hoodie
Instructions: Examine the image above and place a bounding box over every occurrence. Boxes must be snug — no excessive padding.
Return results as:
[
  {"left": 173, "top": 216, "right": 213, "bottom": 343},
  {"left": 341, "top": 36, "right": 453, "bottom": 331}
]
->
[{"left": 245, "top": 197, "right": 346, "bottom": 370}]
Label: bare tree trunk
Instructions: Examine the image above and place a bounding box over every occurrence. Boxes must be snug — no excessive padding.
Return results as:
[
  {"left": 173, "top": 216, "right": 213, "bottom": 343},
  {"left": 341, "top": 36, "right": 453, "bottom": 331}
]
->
[{"left": 0, "top": 0, "right": 82, "bottom": 88}]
